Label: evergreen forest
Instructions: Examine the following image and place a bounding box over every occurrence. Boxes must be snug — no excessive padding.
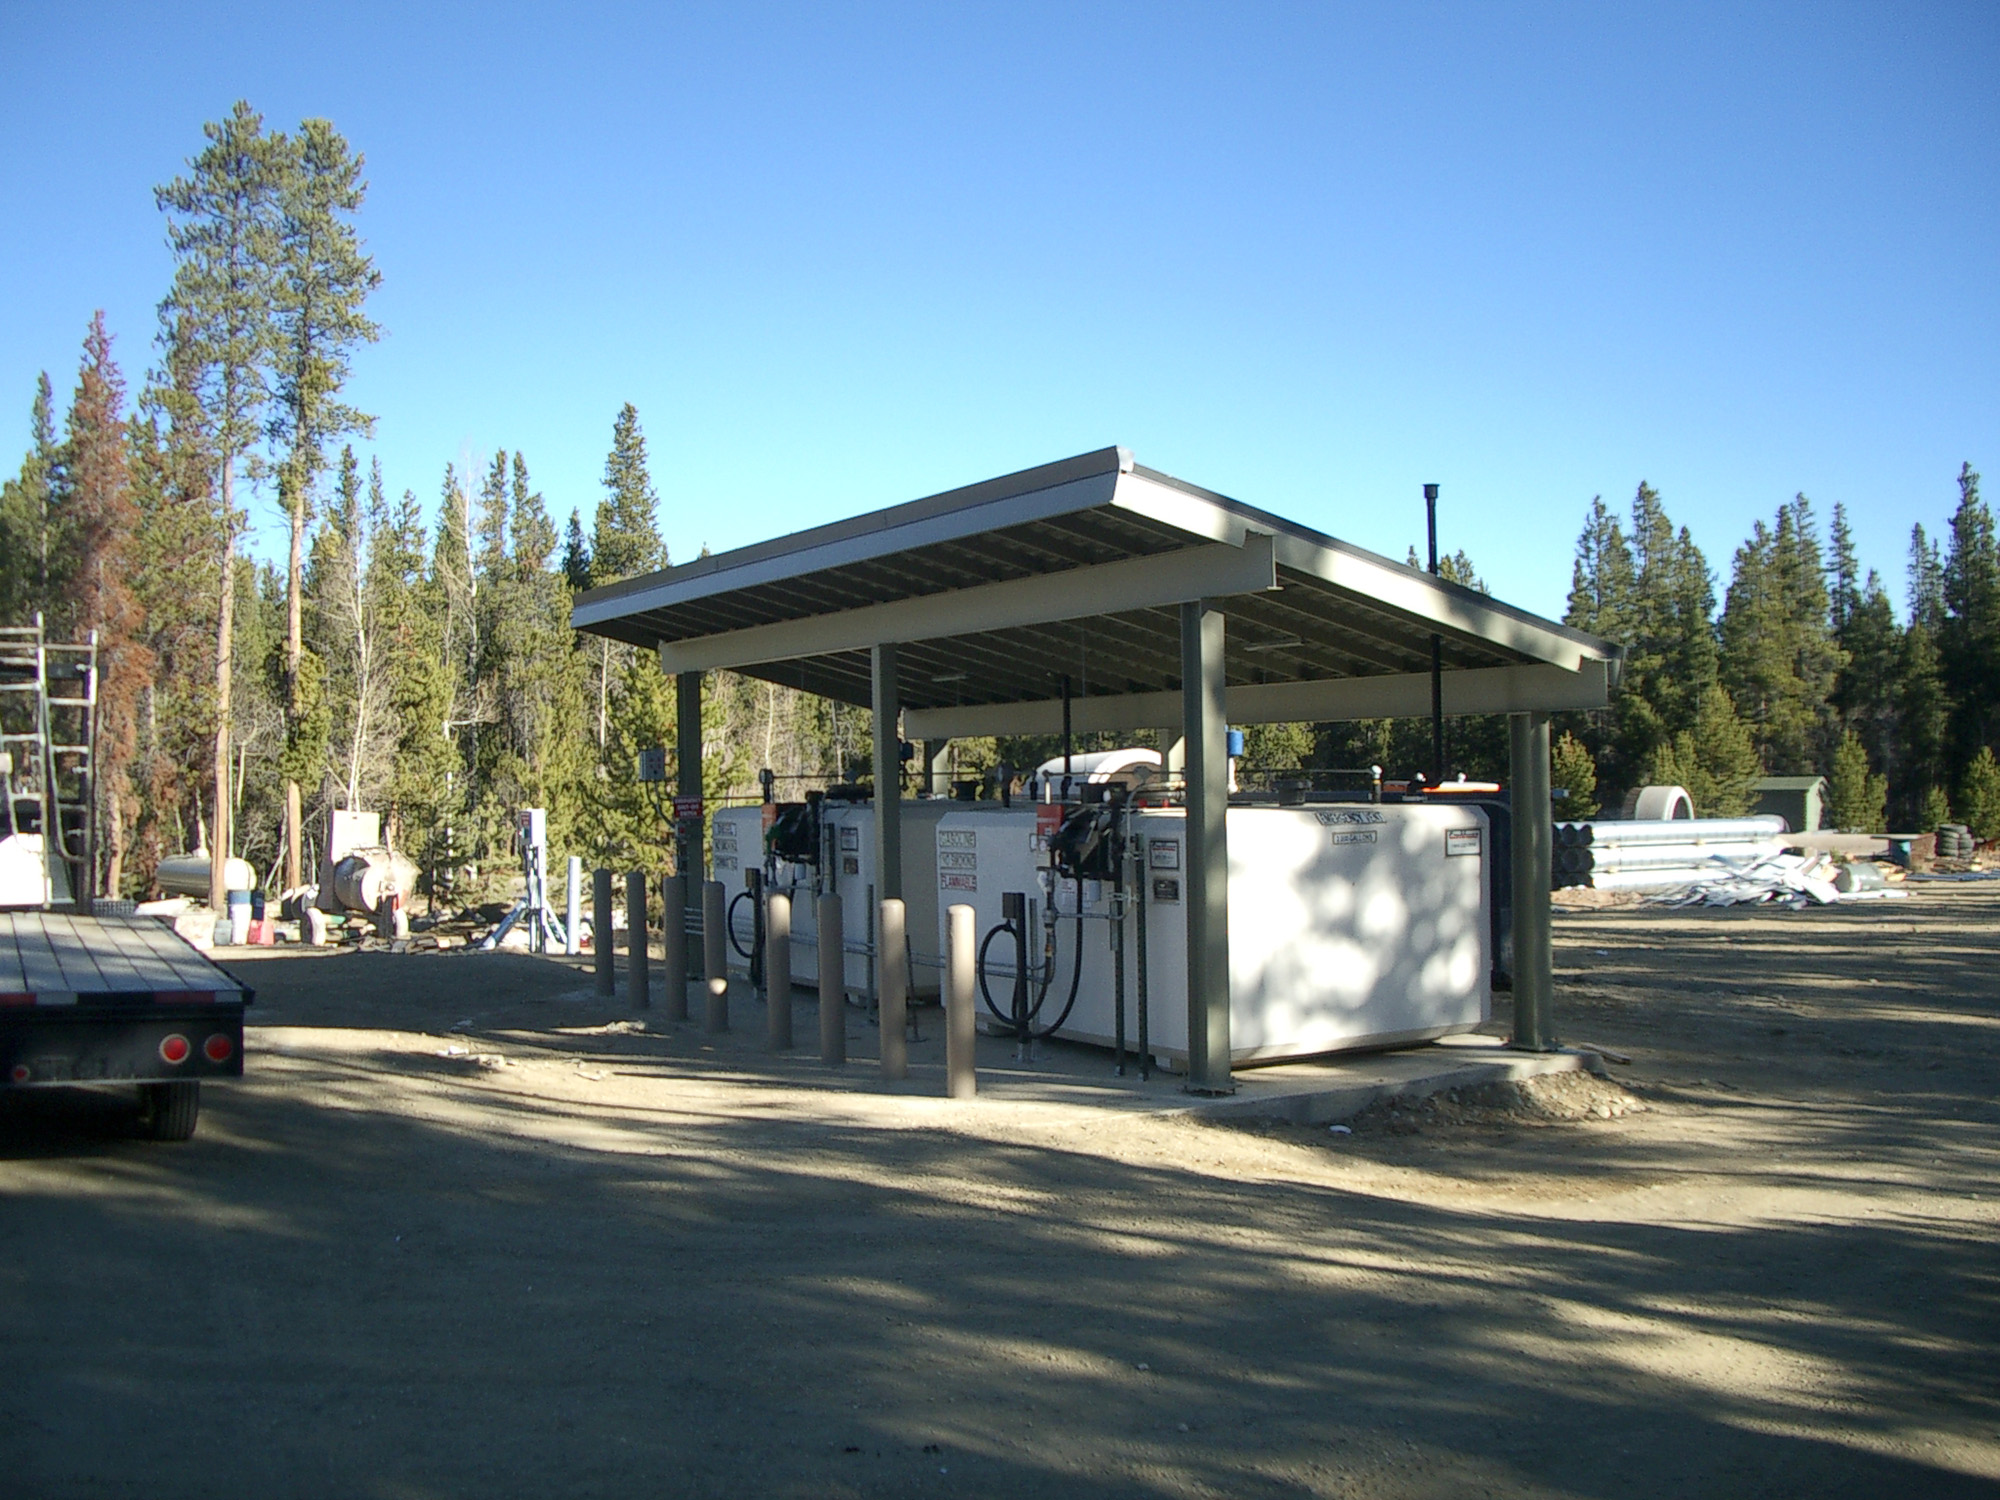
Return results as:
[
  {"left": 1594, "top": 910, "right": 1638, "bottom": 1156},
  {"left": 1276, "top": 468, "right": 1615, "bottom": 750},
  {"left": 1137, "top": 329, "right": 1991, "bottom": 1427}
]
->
[{"left": 4, "top": 104, "right": 1997, "bottom": 904}]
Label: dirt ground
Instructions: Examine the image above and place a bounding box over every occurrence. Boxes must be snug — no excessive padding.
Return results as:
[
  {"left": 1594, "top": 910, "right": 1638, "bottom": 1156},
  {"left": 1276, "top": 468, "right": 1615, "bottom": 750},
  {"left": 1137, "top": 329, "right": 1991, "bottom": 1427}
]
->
[{"left": 2, "top": 884, "right": 1996, "bottom": 1499}]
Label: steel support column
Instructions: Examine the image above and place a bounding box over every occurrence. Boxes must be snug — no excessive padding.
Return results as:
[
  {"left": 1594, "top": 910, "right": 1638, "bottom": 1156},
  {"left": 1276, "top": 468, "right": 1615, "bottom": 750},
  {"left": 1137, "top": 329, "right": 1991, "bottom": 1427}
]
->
[
  {"left": 676, "top": 669, "right": 704, "bottom": 974},
  {"left": 871, "top": 643, "right": 902, "bottom": 902},
  {"left": 921, "top": 739, "right": 947, "bottom": 798},
  {"left": 1509, "top": 711, "right": 1556, "bottom": 1051},
  {"left": 1181, "top": 599, "right": 1233, "bottom": 1093}
]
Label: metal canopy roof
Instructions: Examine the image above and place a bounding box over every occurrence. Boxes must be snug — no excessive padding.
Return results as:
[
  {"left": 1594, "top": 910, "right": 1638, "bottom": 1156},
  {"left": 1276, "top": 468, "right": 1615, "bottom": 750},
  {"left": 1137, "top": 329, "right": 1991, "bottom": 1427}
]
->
[{"left": 572, "top": 447, "right": 1622, "bottom": 737}]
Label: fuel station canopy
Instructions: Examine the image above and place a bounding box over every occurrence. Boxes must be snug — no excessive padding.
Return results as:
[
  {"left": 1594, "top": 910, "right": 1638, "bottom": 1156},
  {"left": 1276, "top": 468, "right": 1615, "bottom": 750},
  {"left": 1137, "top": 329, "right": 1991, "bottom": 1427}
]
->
[{"left": 572, "top": 447, "right": 1621, "bottom": 738}]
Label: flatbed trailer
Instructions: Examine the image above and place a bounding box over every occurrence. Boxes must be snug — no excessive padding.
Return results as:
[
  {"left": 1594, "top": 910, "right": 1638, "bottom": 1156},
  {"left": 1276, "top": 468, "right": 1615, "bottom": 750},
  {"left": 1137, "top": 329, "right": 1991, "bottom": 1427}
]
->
[{"left": 0, "top": 909, "right": 250, "bottom": 1140}]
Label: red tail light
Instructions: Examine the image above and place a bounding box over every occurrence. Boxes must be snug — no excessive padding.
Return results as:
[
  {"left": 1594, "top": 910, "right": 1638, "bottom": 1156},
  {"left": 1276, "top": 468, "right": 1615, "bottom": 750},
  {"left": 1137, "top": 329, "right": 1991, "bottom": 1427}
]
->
[
  {"left": 159, "top": 1034, "right": 191, "bottom": 1065},
  {"left": 203, "top": 1033, "right": 234, "bottom": 1064}
]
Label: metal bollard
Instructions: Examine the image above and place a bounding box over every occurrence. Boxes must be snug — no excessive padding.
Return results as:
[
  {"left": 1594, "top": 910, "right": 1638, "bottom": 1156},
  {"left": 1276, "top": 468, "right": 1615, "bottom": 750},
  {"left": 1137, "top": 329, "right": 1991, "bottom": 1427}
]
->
[
  {"left": 702, "top": 880, "right": 728, "bottom": 1032},
  {"left": 661, "top": 873, "right": 688, "bottom": 1022},
  {"left": 565, "top": 855, "right": 582, "bottom": 955},
  {"left": 946, "top": 903, "right": 977, "bottom": 1098},
  {"left": 879, "top": 898, "right": 908, "bottom": 1081},
  {"left": 593, "top": 868, "right": 614, "bottom": 995},
  {"left": 626, "top": 871, "right": 650, "bottom": 1008},
  {"left": 765, "top": 890, "right": 792, "bottom": 1050},
  {"left": 817, "top": 891, "right": 845, "bottom": 1064}
]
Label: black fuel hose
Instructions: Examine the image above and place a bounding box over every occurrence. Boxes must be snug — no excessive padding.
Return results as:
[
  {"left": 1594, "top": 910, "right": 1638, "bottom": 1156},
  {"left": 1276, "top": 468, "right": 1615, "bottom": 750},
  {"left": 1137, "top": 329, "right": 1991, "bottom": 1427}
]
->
[
  {"left": 727, "top": 889, "right": 758, "bottom": 960},
  {"left": 975, "top": 889, "right": 1088, "bottom": 1041}
]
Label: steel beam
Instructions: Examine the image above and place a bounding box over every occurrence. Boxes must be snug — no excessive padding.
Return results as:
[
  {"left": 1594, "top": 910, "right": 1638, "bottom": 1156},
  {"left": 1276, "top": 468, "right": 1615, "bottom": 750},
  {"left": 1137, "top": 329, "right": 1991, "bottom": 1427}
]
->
[
  {"left": 1181, "top": 599, "right": 1233, "bottom": 1094},
  {"left": 1509, "top": 711, "right": 1556, "bottom": 1052},
  {"left": 903, "top": 659, "right": 1614, "bottom": 740},
  {"left": 871, "top": 643, "right": 902, "bottom": 901}
]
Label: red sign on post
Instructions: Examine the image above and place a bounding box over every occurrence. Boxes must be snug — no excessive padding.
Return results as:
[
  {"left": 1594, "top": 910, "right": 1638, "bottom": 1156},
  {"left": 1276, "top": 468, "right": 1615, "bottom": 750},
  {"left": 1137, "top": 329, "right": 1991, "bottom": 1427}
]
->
[
  {"left": 1034, "top": 801, "right": 1062, "bottom": 851},
  {"left": 673, "top": 795, "right": 704, "bottom": 821}
]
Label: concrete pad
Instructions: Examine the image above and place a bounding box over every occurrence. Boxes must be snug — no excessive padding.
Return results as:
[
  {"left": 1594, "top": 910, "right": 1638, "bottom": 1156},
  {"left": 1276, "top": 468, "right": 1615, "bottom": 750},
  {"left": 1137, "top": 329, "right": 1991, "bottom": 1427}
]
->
[{"left": 624, "top": 977, "right": 1602, "bottom": 1126}]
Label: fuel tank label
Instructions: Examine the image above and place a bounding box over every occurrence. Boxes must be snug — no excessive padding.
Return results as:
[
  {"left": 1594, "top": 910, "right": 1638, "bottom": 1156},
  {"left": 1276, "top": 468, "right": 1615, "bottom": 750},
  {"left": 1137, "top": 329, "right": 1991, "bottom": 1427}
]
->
[
  {"left": 1447, "top": 827, "right": 1482, "bottom": 857},
  {"left": 1332, "top": 831, "right": 1377, "bottom": 846},
  {"left": 1316, "top": 809, "right": 1385, "bottom": 825}
]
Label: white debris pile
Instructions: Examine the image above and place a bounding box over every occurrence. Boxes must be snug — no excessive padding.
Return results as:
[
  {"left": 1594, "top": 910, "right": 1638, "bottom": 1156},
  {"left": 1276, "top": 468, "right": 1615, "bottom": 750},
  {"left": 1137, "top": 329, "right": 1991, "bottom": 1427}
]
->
[{"left": 1647, "top": 850, "right": 1909, "bottom": 909}]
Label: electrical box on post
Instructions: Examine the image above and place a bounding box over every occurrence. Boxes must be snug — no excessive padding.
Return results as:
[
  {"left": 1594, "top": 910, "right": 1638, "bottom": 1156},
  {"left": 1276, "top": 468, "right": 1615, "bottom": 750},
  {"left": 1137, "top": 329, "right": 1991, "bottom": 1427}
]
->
[{"left": 637, "top": 748, "right": 668, "bottom": 783}]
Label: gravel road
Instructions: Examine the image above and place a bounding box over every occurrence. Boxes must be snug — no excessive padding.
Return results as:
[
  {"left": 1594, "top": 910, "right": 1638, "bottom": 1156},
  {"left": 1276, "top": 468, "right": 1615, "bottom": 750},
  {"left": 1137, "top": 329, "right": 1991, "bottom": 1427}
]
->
[{"left": 2, "top": 885, "right": 1995, "bottom": 1498}]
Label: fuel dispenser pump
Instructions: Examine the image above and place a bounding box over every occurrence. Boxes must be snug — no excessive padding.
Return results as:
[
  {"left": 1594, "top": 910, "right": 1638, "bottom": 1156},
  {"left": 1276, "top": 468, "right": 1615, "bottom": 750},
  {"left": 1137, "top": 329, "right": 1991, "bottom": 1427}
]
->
[{"left": 974, "top": 787, "right": 1134, "bottom": 1064}]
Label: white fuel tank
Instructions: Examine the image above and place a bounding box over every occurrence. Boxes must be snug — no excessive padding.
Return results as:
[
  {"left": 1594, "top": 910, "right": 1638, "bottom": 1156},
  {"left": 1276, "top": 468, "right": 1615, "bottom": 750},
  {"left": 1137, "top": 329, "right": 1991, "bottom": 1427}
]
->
[
  {"left": 710, "top": 799, "right": 1011, "bottom": 999},
  {"left": 932, "top": 801, "right": 1491, "bottom": 1066}
]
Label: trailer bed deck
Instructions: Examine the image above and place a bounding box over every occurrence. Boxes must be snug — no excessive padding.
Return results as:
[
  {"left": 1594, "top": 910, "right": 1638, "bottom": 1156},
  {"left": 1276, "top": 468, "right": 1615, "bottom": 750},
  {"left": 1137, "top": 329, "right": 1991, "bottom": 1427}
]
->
[{"left": 0, "top": 909, "right": 249, "bottom": 1004}]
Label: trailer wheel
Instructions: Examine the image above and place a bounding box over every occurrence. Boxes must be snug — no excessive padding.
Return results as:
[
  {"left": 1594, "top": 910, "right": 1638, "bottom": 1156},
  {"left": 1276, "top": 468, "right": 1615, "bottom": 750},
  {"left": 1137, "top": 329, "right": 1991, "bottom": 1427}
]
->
[{"left": 137, "top": 1081, "right": 200, "bottom": 1141}]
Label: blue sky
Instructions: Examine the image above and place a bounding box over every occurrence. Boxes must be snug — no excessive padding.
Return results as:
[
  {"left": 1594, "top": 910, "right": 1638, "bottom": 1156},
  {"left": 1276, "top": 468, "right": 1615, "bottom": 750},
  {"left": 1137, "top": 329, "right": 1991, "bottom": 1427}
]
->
[{"left": 2, "top": 3, "right": 1994, "bottom": 620}]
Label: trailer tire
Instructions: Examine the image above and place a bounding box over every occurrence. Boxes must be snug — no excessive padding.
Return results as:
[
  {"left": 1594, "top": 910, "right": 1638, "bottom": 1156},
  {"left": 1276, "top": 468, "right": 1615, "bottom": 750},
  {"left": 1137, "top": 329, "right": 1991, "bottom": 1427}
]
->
[{"left": 137, "top": 1081, "right": 200, "bottom": 1141}]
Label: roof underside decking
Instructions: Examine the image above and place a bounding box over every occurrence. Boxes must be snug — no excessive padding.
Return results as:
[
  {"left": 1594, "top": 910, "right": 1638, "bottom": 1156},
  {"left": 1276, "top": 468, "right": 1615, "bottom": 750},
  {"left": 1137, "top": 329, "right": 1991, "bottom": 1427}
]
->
[{"left": 573, "top": 448, "right": 1620, "bottom": 735}]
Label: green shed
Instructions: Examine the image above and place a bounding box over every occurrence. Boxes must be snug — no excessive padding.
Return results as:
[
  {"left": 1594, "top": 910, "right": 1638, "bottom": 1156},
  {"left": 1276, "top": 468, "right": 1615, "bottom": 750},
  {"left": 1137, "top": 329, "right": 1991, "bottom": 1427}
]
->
[{"left": 1752, "top": 776, "right": 1827, "bottom": 833}]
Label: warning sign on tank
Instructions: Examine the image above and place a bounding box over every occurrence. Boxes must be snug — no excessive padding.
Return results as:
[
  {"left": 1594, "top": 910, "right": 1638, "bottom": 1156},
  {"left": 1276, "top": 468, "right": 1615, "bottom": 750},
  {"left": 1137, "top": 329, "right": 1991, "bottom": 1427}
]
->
[
  {"left": 1332, "top": 830, "right": 1377, "bottom": 845},
  {"left": 1446, "top": 827, "right": 1482, "bottom": 857},
  {"left": 940, "top": 872, "right": 977, "bottom": 891}
]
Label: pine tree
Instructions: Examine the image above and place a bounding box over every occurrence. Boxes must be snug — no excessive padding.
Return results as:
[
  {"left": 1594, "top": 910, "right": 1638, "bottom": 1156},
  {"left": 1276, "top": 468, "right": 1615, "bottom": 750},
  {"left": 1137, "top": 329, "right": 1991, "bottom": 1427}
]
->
[
  {"left": 579, "top": 405, "right": 676, "bottom": 866},
  {"left": 593, "top": 403, "right": 666, "bottom": 584},
  {"left": 1644, "top": 684, "right": 1761, "bottom": 817},
  {"left": 1826, "top": 729, "right": 1887, "bottom": 834},
  {"left": 484, "top": 454, "right": 589, "bottom": 853},
  {"left": 155, "top": 100, "right": 286, "bottom": 909},
  {"left": 1898, "top": 615, "right": 1951, "bottom": 827},
  {"left": 1719, "top": 495, "right": 1844, "bottom": 775},
  {"left": 1562, "top": 483, "right": 1716, "bottom": 804},
  {"left": 1832, "top": 570, "right": 1901, "bottom": 797},
  {"left": 1550, "top": 732, "right": 1599, "bottom": 818},
  {"left": 1828, "top": 502, "right": 1860, "bottom": 635},
  {"left": 1960, "top": 746, "right": 2000, "bottom": 841},
  {"left": 0, "top": 373, "right": 61, "bottom": 624},
  {"left": 268, "top": 114, "right": 381, "bottom": 889},
  {"left": 56, "top": 315, "right": 154, "bottom": 895},
  {"left": 1908, "top": 523, "right": 1945, "bottom": 632},
  {"left": 561, "top": 508, "right": 592, "bottom": 592},
  {"left": 1940, "top": 463, "right": 2000, "bottom": 780},
  {"left": 374, "top": 487, "right": 456, "bottom": 859},
  {"left": 126, "top": 332, "right": 223, "bottom": 890}
]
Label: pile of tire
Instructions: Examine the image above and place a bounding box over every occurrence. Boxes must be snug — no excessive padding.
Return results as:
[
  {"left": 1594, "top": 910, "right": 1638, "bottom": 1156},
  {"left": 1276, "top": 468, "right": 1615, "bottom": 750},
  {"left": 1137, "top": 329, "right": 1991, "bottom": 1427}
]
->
[{"left": 1936, "top": 823, "right": 1976, "bottom": 858}]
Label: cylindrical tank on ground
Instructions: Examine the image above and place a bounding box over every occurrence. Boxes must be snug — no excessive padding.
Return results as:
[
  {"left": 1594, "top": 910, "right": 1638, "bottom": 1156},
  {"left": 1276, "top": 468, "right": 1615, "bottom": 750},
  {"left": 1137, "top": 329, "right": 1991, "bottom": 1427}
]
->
[
  {"left": 156, "top": 851, "right": 256, "bottom": 898},
  {"left": 329, "top": 846, "right": 418, "bottom": 914}
]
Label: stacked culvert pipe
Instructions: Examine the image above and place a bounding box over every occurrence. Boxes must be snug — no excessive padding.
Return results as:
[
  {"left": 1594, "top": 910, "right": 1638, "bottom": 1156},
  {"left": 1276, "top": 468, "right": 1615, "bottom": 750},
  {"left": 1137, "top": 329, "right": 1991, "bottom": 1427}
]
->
[{"left": 1554, "top": 815, "right": 1789, "bottom": 891}]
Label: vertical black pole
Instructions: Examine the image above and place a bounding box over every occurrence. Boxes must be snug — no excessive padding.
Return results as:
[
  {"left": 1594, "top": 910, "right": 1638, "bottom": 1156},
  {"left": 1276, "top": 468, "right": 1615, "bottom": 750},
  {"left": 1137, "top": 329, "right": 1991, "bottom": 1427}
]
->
[
  {"left": 593, "top": 867, "right": 614, "bottom": 996},
  {"left": 1062, "top": 675, "right": 1072, "bottom": 780},
  {"left": 1509, "top": 712, "right": 1556, "bottom": 1051},
  {"left": 676, "top": 668, "right": 704, "bottom": 975},
  {"left": 625, "top": 870, "right": 649, "bottom": 1008},
  {"left": 1181, "top": 599, "right": 1233, "bottom": 1095},
  {"left": 870, "top": 643, "right": 902, "bottom": 902},
  {"left": 1426, "top": 483, "right": 1444, "bottom": 786}
]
